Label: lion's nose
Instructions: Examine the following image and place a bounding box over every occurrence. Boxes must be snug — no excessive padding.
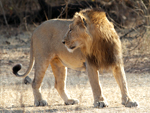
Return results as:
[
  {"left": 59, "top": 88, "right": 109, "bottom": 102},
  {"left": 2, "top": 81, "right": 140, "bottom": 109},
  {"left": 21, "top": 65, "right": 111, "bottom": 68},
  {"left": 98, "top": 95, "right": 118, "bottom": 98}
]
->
[{"left": 62, "top": 40, "right": 65, "bottom": 44}]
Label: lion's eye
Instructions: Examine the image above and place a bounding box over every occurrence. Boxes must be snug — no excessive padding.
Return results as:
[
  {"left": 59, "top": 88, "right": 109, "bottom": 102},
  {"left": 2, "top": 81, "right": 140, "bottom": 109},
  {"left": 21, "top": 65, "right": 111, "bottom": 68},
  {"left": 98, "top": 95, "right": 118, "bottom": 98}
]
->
[{"left": 69, "top": 29, "right": 72, "bottom": 33}]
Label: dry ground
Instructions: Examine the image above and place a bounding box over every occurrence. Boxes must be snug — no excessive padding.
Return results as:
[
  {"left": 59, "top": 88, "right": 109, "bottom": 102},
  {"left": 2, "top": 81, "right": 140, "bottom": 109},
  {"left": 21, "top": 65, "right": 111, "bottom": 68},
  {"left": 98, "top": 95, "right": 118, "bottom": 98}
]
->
[{"left": 0, "top": 25, "right": 150, "bottom": 113}]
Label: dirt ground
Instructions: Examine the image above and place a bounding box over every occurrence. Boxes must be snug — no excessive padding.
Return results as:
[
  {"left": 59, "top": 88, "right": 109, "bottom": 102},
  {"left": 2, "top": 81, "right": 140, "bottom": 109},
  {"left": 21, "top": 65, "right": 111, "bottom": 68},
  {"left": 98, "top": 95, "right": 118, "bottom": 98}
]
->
[{"left": 0, "top": 25, "right": 150, "bottom": 113}]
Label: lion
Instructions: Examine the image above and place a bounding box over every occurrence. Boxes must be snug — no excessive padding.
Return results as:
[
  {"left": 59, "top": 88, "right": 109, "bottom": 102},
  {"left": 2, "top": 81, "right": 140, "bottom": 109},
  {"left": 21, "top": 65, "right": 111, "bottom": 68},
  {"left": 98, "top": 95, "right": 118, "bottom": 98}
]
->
[{"left": 13, "top": 8, "right": 138, "bottom": 108}]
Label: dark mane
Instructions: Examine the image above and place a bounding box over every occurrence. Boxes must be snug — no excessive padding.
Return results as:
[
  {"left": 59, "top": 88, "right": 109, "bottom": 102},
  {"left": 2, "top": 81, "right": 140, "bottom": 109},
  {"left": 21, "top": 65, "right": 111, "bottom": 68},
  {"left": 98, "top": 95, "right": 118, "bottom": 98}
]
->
[{"left": 77, "top": 8, "right": 123, "bottom": 69}]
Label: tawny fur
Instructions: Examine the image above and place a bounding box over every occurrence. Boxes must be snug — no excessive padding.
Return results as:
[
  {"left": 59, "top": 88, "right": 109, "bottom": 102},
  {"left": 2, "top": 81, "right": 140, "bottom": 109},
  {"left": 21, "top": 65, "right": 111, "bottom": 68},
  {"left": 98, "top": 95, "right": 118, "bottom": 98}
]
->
[{"left": 12, "top": 8, "right": 138, "bottom": 108}]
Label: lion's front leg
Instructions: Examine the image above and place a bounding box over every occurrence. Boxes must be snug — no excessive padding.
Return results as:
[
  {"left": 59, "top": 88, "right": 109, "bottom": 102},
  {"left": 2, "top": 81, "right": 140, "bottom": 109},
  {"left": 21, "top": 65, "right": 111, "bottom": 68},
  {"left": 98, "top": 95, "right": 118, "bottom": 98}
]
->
[
  {"left": 113, "top": 64, "right": 138, "bottom": 107},
  {"left": 86, "top": 63, "right": 108, "bottom": 108}
]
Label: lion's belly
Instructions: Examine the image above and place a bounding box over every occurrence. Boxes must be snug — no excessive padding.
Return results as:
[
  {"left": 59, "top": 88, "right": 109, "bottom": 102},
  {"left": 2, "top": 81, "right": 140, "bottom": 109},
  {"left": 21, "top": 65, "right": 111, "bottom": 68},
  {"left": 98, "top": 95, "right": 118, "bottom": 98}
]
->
[
  {"left": 58, "top": 50, "right": 86, "bottom": 71},
  {"left": 61, "top": 59, "right": 86, "bottom": 71},
  {"left": 62, "top": 61, "right": 86, "bottom": 71}
]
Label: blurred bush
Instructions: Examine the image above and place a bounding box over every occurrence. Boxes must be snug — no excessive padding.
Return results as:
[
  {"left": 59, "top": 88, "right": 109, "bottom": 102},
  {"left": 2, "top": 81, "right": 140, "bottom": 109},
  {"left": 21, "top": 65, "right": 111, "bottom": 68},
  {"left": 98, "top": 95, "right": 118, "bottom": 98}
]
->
[{"left": 0, "top": 0, "right": 149, "bottom": 28}]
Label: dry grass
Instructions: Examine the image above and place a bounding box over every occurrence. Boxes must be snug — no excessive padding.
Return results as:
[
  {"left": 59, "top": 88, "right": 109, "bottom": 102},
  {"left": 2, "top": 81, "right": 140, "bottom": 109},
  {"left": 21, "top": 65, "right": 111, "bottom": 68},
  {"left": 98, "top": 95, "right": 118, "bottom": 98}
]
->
[{"left": 0, "top": 25, "right": 150, "bottom": 112}]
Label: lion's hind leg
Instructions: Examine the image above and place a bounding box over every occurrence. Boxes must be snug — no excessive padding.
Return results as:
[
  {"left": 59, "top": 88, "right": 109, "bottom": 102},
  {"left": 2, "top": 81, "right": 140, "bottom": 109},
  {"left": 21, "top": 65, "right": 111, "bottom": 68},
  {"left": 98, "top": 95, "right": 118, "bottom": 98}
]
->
[
  {"left": 50, "top": 58, "right": 79, "bottom": 105},
  {"left": 112, "top": 64, "right": 138, "bottom": 107},
  {"left": 32, "top": 56, "right": 50, "bottom": 106}
]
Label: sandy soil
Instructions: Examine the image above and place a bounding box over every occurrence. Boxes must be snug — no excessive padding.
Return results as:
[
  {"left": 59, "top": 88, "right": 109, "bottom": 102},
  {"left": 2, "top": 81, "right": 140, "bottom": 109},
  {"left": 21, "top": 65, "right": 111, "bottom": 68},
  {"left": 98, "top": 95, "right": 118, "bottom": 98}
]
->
[{"left": 0, "top": 25, "right": 150, "bottom": 112}]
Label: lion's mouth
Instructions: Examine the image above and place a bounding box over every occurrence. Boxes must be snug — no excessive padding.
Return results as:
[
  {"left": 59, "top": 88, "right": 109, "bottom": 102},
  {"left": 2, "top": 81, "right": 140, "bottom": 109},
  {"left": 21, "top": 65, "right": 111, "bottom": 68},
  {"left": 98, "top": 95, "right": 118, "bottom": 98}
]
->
[
  {"left": 65, "top": 45, "right": 76, "bottom": 53},
  {"left": 69, "top": 46, "right": 76, "bottom": 49}
]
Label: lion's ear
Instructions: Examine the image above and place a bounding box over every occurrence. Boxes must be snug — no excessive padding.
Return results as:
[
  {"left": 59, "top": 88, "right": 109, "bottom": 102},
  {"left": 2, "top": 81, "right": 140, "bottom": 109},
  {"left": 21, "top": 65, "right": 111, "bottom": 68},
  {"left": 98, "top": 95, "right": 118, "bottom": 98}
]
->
[
  {"left": 74, "top": 14, "right": 83, "bottom": 24},
  {"left": 83, "top": 18, "right": 87, "bottom": 27},
  {"left": 74, "top": 13, "right": 87, "bottom": 27}
]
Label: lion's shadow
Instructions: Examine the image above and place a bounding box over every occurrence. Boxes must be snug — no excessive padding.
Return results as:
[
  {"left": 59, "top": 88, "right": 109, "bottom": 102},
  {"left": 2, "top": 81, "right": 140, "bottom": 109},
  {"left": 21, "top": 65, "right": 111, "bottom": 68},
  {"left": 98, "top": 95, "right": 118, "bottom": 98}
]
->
[{"left": 0, "top": 104, "right": 123, "bottom": 113}]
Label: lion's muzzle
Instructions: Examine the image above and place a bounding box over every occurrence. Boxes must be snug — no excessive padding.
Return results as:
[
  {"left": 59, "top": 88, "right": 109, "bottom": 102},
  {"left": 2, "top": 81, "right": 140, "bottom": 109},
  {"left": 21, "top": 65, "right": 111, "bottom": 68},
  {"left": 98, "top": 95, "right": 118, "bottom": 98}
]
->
[{"left": 62, "top": 40, "right": 65, "bottom": 44}]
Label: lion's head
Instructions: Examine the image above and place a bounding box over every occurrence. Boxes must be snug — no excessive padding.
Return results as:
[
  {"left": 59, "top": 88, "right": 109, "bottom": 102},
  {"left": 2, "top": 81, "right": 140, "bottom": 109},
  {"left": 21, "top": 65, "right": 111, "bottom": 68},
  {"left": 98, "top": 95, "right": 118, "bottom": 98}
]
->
[
  {"left": 62, "top": 13, "right": 92, "bottom": 53},
  {"left": 62, "top": 8, "right": 123, "bottom": 69}
]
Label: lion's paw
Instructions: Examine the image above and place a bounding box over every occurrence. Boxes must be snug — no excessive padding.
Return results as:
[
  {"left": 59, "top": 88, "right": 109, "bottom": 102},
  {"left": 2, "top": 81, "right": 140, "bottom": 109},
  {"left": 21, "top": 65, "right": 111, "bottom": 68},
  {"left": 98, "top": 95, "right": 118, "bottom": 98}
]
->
[
  {"left": 65, "top": 99, "right": 79, "bottom": 105},
  {"left": 123, "top": 101, "right": 138, "bottom": 107},
  {"left": 94, "top": 101, "right": 108, "bottom": 108},
  {"left": 24, "top": 76, "right": 32, "bottom": 84},
  {"left": 34, "top": 100, "right": 48, "bottom": 106}
]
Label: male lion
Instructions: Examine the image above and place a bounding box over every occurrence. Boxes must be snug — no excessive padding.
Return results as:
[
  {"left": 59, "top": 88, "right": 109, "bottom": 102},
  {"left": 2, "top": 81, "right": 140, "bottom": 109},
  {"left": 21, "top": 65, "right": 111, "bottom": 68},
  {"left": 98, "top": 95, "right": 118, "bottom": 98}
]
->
[{"left": 13, "top": 8, "right": 138, "bottom": 108}]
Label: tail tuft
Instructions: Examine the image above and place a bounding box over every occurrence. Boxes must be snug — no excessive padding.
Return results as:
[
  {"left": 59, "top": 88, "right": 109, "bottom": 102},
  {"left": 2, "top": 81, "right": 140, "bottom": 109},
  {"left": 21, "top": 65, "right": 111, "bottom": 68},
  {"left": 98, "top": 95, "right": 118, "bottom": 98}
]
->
[{"left": 13, "top": 64, "right": 22, "bottom": 75}]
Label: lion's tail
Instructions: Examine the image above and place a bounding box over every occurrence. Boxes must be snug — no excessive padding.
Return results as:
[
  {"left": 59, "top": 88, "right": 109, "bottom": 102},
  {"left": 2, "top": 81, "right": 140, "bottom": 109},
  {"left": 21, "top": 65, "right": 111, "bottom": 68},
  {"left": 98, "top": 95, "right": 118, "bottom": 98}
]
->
[{"left": 12, "top": 38, "right": 35, "bottom": 77}]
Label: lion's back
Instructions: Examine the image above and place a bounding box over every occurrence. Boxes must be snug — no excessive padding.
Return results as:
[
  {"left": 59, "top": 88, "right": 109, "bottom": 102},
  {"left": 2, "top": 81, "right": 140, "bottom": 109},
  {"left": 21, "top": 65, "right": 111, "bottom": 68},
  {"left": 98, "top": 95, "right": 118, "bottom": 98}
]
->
[
  {"left": 31, "top": 19, "right": 73, "bottom": 52},
  {"left": 33, "top": 19, "right": 72, "bottom": 38}
]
